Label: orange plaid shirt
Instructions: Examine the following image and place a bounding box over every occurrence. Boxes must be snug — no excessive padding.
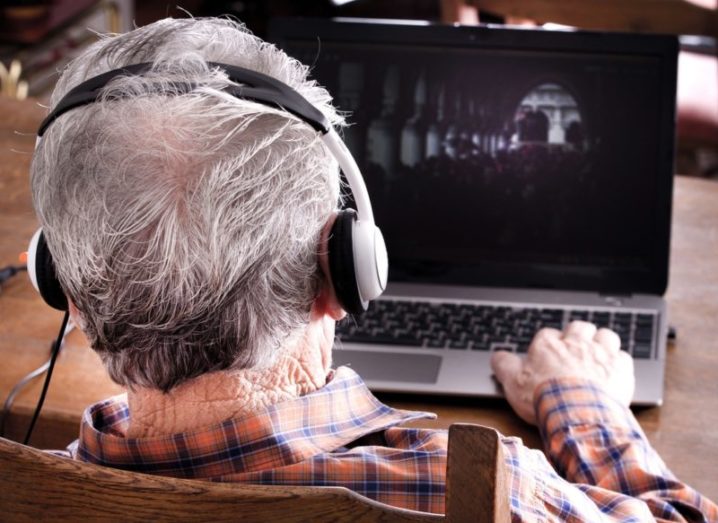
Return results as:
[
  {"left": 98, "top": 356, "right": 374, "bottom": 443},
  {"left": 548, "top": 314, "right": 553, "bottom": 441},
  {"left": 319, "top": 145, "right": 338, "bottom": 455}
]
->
[{"left": 68, "top": 367, "right": 717, "bottom": 521}]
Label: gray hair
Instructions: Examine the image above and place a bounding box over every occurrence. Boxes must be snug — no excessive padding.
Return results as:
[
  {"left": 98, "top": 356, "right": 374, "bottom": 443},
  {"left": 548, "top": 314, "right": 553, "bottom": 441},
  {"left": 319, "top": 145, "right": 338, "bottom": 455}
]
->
[{"left": 31, "top": 18, "right": 343, "bottom": 391}]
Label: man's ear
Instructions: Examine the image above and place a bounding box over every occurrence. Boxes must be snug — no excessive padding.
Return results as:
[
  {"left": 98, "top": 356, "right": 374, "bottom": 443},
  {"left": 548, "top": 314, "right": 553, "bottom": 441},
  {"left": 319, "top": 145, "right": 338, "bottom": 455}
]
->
[
  {"left": 67, "top": 300, "right": 87, "bottom": 332},
  {"left": 313, "top": 283, "right": 346, "bottom": 321},
  {"left": 314, "top": 212, "right": 346, "bottom": 321}
]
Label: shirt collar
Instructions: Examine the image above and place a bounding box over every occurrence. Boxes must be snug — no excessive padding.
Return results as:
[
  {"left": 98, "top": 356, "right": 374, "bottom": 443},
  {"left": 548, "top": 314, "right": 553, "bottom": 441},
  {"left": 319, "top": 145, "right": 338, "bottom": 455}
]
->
[{"left": 76, "top": 366, "right": 436, "bottom": 478}]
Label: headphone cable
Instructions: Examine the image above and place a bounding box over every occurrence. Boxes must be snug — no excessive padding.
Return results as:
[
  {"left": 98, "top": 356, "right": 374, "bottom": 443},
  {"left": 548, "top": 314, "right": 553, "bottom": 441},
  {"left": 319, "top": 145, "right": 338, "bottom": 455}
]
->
[
  {"left": 0, "top": 318, "right": 74, "bottom": 439},
  {"left": 22, "top": 310, "right": 70, "bottom": 445},
  {"left": 0, "top": 322, "right": 75, "bottom": 438},
  {"left": 0, "top": 358, "right": 51, "bottom": 438}
]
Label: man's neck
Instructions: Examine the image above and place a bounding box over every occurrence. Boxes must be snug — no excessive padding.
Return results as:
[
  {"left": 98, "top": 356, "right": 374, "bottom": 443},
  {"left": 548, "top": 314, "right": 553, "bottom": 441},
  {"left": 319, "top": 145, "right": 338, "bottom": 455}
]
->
[{"left": 125, "top": 317, "right": 334, "bottom": 438}]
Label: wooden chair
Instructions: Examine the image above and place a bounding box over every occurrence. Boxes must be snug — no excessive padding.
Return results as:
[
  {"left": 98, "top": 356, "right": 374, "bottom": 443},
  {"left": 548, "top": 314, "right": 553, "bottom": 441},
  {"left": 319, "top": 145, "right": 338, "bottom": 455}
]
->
[{"left": 0, "top": 423, "right": 510, "bottom": 522}]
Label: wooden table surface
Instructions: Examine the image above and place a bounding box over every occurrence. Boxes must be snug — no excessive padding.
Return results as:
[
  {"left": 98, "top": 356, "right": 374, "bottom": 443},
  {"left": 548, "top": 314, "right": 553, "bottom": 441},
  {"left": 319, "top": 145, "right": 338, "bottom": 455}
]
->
[{"left": 1, "top": 96, "right": 717, "bottom": 501}]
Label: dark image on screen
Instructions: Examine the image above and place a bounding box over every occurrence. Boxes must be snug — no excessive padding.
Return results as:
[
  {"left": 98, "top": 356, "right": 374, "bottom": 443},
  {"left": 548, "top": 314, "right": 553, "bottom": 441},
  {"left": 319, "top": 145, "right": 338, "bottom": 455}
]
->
[{"left": 285, "top": 41, "right": 664, "bottom": 286}]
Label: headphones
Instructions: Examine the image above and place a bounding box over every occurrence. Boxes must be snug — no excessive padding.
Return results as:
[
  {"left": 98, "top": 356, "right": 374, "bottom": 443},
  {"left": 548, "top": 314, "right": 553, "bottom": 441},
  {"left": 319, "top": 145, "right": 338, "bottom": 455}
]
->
[{"left": 28, "top": 62, "right": 388, "bottom": 315}]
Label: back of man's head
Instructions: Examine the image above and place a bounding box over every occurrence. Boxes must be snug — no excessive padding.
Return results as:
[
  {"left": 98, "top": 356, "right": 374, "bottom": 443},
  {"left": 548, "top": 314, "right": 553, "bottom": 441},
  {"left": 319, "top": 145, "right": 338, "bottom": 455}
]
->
[{"left": 31, "top": 18, "right": 343, "bottom": 392}]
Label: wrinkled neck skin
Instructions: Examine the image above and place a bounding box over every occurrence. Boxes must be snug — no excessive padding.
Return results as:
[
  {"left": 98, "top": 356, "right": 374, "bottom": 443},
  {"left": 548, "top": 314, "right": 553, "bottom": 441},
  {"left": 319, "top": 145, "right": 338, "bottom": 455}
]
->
[{"left": 125, "top": 315, "right": 335, "bottom": 438}]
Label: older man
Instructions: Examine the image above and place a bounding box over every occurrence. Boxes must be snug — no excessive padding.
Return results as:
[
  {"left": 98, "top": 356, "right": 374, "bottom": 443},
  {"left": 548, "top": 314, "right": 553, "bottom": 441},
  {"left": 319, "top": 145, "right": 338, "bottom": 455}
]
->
[{"left": 31, "top": 18, "right": 717, "bottom": 521}]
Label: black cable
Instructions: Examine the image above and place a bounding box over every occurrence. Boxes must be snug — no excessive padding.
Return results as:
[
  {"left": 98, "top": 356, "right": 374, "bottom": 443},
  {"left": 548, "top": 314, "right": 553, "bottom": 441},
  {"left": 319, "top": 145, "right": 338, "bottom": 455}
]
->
[
  {"left": 0, "top": 320, "right": 75, "bottom": 439},
  {"left": 0, "top": 358, "right": 51, "bottom": 438},
  {"left": 23, "top": 310, "right": 69, "bottom": 446}
]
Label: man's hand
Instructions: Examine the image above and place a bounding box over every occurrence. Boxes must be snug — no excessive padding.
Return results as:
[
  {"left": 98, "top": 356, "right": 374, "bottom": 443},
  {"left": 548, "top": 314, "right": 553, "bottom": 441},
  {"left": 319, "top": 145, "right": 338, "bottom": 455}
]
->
[{"left": 490, "top": 321, "right": 635, "bottom": 425}]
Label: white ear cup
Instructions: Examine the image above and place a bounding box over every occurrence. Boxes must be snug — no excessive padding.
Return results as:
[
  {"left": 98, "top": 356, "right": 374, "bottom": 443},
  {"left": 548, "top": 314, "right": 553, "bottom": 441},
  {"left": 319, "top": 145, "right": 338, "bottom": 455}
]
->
[
  {"left": 323, "top": 129, "right": 388, "bottom": 309},
  {"left": 352, "top": 220, "right": 388, "bottom": 302},
  {"left": 373, "top": 227, "right": 389, "bottom": 290},
  {"left": 27, "top": 228, "right": 42, "bottom": 294}
]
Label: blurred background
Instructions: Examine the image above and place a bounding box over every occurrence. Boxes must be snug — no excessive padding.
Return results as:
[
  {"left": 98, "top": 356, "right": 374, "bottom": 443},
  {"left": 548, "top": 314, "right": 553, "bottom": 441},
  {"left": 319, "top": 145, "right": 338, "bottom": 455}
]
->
[{"left": 1, "top": 0, "right": 716, "bottom": 178}]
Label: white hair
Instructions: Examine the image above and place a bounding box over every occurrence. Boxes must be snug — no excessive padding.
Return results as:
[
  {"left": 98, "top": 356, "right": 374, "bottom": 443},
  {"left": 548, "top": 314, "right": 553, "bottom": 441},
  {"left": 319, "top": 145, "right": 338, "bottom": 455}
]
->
[{"left": 31, "top": 18, "right": 343, "bottom": 391}]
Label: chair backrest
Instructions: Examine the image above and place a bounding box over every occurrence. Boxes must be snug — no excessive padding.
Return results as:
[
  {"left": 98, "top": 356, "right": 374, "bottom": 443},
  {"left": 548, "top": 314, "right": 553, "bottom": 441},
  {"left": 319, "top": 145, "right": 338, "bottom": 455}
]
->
[{"left": 0, "top": 423, "right": 510, "bottom": 522}]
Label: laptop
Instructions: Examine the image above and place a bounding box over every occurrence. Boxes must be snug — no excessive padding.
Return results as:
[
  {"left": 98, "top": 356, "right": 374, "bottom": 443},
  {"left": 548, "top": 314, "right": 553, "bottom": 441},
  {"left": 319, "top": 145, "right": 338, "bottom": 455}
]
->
[{"left": 270, "top": 18, "right": 678, "bottom": 405}]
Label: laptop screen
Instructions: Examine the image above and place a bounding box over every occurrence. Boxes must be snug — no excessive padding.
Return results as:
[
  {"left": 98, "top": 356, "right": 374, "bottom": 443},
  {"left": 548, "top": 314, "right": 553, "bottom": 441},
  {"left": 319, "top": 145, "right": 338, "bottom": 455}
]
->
[{"left": 270, "top": 19, "right": 678, "bottom": 295}]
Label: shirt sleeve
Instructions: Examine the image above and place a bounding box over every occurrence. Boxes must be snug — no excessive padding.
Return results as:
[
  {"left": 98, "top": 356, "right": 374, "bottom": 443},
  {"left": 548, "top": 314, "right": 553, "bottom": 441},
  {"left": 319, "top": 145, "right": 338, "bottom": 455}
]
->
[{"left": 534, "top": 377, "right": 718, "bottom": 522}]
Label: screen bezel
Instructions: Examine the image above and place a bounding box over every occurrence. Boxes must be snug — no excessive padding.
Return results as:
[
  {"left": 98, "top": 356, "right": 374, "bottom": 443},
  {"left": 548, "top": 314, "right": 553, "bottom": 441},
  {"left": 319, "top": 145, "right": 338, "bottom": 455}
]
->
[{"left": 269, "top": 18, "right": 678, "bottom": 296}]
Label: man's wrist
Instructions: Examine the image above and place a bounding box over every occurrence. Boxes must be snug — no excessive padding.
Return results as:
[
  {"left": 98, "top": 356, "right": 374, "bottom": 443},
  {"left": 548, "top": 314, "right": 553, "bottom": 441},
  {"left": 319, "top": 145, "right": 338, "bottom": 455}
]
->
[{"left": 533, "top": 377, "right": 641, "bottom": 441}]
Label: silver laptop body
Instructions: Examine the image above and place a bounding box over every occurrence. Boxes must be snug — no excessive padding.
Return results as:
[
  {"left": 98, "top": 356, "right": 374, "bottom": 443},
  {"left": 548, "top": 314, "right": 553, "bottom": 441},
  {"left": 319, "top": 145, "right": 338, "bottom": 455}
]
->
[{"left": 335, "top": 285, "right": 667, "bottom": 405}]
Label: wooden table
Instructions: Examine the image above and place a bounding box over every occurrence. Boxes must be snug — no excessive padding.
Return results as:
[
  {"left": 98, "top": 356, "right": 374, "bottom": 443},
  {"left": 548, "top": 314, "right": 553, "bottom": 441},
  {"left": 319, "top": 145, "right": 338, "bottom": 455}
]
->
[{"left": 1, "top": 96, "right": 717, "bottom": 501}]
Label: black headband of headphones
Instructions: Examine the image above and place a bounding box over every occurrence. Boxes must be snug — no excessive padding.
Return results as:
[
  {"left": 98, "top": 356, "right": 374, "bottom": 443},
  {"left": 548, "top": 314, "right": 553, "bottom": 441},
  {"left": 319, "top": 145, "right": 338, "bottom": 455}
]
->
[{"left": 37, "top": 62, "right": 331, "bottom": 137}]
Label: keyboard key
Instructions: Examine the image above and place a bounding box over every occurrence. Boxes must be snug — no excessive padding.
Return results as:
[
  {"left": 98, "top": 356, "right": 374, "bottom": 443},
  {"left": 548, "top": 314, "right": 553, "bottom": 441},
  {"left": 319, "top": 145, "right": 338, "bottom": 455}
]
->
[
  {"left": 490, "top": 343, "right": 516, "bottom": 352},
  {"left": 612, "top": 323, "right": 630, "bottom": 335},
  {"left": 614, "top": 313, "right": 632, "bottom": 325},
  {"left": 488, "top": 334, "right": 506, "bottom": 344},
  {"left": 592, "top": 312, "right": 610, "bottom": 326},
  {"left": 569, "top": 310, "right": 589, "bottom": 321},
  {"left": 542, "top": 308, "right": 563, "bottom": 317},
  {"left": 515, "top": 333, "right": 532, "bottom": 344},
  {"left": 636, "top": 313, "right": 654, "bottom": 323},
  {"left": 634, "top": 326, "right": 654, "bottom": 342},
  {"left": 632, "top": 343, "right": 652, "bottom": 359},
  {"left": 542, "top": 321, "right": 563, "bottom": 330}
]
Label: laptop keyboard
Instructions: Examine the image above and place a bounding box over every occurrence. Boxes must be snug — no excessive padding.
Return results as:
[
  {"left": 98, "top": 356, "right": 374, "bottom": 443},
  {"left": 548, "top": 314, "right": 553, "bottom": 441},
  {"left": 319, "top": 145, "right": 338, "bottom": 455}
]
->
[{"left": 335, "top": 300, "right": 657, "bottom": 359}]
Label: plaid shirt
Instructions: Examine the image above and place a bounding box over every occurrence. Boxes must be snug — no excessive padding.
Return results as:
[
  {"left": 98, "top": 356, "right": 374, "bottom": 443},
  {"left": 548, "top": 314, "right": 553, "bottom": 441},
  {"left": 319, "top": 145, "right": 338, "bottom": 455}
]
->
[{"left": 70, "top": 367, "right": 717, "bottom": 521}]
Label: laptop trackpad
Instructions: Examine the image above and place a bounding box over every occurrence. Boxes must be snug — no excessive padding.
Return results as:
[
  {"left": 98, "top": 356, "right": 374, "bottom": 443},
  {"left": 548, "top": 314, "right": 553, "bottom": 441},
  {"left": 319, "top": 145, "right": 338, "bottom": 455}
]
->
[{"left": 333, "top": 350, "right": 441, "bottom": 383}]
